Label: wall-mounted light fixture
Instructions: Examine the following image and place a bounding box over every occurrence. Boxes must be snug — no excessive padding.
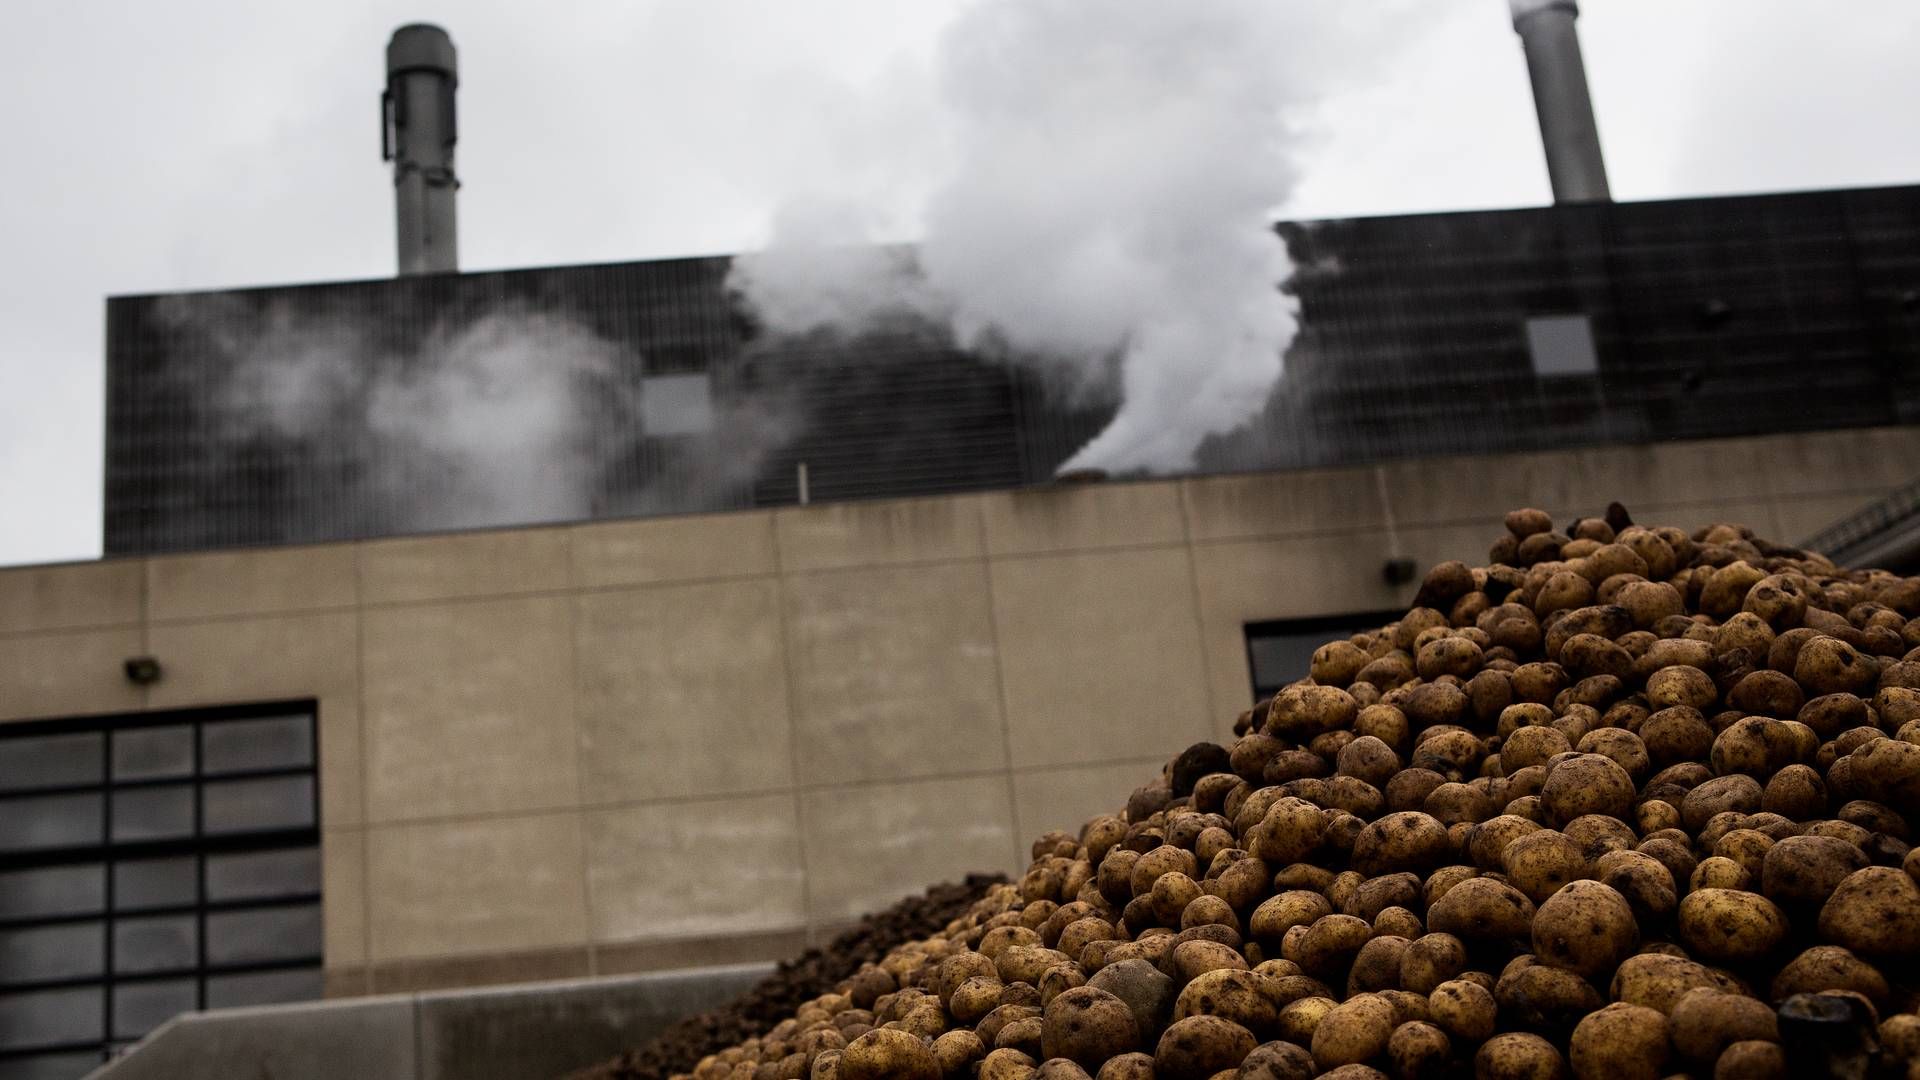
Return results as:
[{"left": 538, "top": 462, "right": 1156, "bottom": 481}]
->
[{"left": 123, "top": 657, "right": 164, "bottom": 685}]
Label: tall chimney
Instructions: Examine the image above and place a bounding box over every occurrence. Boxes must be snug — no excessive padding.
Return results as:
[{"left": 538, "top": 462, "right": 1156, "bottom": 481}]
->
[
  {"left": 1511, "top": 0, "right": 1610, "bottom": 204},
  {"left": 383, "top": 24, "right": 459, "bottom": 275}
]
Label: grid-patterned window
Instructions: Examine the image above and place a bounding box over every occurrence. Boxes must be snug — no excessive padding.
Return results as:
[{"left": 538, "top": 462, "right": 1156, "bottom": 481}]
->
[
  {"left": 0, "top": 702, "right": 322, "bottom": 1077},
  {"left": 1245, "top": 614, "right": 1399, "bottom": 702}
]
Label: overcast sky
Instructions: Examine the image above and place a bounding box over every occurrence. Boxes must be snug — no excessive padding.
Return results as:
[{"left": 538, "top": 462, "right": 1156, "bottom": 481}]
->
[{"left": 3, "top": 0, "right": 1918, "bottom": 567}]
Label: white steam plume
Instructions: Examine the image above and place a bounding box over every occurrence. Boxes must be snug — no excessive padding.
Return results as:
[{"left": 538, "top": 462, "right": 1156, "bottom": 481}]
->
[
  {"left": 156, "top": 295, "right": 791, "bottom": 536},
  {"left": 729, "top": 0, "right": 1347, "bottom": 474}
]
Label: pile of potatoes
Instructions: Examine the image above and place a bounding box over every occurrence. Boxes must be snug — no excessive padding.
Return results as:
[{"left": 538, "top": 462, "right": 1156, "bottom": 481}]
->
[{"left": 674, "top": 508, "right": 1920, "bottom": 1080}]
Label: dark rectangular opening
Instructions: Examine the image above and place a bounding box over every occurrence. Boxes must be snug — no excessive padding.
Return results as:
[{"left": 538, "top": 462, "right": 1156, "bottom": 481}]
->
[{"left": 1244, "top": 613, "right": 1399, "bottom": 702}]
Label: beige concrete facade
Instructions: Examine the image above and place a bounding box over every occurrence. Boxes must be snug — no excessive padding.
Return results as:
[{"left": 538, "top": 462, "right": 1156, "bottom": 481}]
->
[{"left": 2, "top": 427, "right": 1916, "bottom": 995}]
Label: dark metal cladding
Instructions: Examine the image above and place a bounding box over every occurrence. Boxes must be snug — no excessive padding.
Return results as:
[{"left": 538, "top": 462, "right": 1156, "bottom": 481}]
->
[{"left": 104, "top": 185, "right": 1920, "bottom": 557}]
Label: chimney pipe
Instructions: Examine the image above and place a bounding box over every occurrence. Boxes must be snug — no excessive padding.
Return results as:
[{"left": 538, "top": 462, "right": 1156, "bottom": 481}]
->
[
  {"left": 1511, "top": 0, "right": 1610, "bottom": 204},
  {"left": 383, "top": 24, "right": 459, "bottom": 275}
]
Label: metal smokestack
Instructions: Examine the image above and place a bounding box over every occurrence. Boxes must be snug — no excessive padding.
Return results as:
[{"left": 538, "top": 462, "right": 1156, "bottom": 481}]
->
[
  {"left": 1511, "top": 0, "right": 1610, "bottom": 204},
  {"left": 383, "top": 24, "right": 459, "bottom": 275}
]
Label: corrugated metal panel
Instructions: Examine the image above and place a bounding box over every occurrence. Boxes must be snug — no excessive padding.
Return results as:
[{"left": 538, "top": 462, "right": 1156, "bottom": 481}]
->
[{"left": 105, "top": 186, "right": 1920, "bottom": 556}]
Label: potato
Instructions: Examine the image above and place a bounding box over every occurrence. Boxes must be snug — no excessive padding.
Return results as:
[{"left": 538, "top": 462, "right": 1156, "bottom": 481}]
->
[
  {"left": 1234, "top": 1040, "right": 1317, "bottom": 1080},
  {"left": 931, "top": 1030, "right": 986, "bottom": 1076},
  {"left": 1351, "top": 812, "right": 1452, "bottom": 877},
  {"left": 1247, "top": 800, "right": 1329, "bottom": 865},
  {"left": 1503, "top": 829, "right": 1591, "bottom": 903},
  {"left": 1610, "top": 953, "right": 1745, "bottom": 1014},
  {"left": 1250, "top": 891, "right": 1334, "bottom": 945},
  {"left": 1817, "top": 866, "right": 1920, "bottom": 957},
  {"left": 1269, "top": 685, "right": 1360, "bottom": 740},
  {"left": 1311, "top": 993, "right": 1397, "bottom": 1068},
  {"left": 1093, "top": 1052, "right": 1155, "bottom": 1080},
  {"left": 1668, "top": 989, "right": 1778, "bottom": 1063},
  {"left": 1377, "top": 1021, "right": 1448, "bottom": 1080},
  {"left": 1495, "top": 958, "right": 1604, "bottom": 1031},
  {"left": 997, "top": 1015, "right": 1046, "bottom": 1057},
  {"left": 1683, "top": 775, "right": 1764, "bottom": 832},
  {"left": 1569, "top": 1002, "right": 1669, "bottom": 1080},
  {"left": 1171, "top": 968, "right": 1275, "bottom": 1034},
  {"left": 1293, "top": 915, "right": 1373, "bottom": 977},
  {"left": 1154, "top": 1015, "right": 1257, "bottom": 1080},
  {"left": 1596, "top": 849, "right": 1678, "bottom": 920},
  {"left": 1427, "top": 877, "right": 1535, "bottom": 939},
  {"left": 1346, "top": 935, "right": 1409, "bottom": 995},
  {"left": 1428, "top": 979, "right": 1498, "bottom": 1041},
  {"left": 1677, "top": 889, "right": 1788, "bottom": 962},
  {"left": 1039, "top": 986, "right": 1139, "bottom": 1070},
  {"left": 1760, "top": 834, "right": 1869, "bottom": 910},
  {"left": 838, "top": 1028, "right": 939, "bottom": 1080},
  {"left": 1532, "top": 880, "right": 1637, "bottom": 977},
  {"left": 1768, "top": 945, "right": 1889, "bottom": 1006},
  {"left": 1712, "top": 1040, "right": 1785, "bottom": 1080},
  {"left": 1540, "top": 754, "right": 1636, "bottom": 826},
  {"left": 1474, "top": 1032, "right": 1566, "bottom": 1080},
  {"left": 954, "top": 975, "right": 1009, "bottom": 1022},
  {"left": 1400, "top": 933, "right": 1469, "bottom": 995},
  {"left": 978, "top": 1047, "right": 1039, "bottom": 1080},
  {"left": 1275, "top": 995, "right": 1336, "bottom": 1046},
  {"left": 1086, "top": 958, "right": 1174, "bottom": 1040}
]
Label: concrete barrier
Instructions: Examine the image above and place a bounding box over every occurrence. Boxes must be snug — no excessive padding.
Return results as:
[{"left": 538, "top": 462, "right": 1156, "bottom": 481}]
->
[{"left": 86, "top": 963, "right": 774, "bottom": 1080}]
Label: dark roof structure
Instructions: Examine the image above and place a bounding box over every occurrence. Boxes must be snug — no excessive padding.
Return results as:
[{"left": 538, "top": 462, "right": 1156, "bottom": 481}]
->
[{"left": 104, "top": 184, "right": 1920, "bottom": 556}]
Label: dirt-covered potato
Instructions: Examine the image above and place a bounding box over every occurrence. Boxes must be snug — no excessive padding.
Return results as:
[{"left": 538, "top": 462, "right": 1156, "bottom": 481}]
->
[
  {"left": 1502, "top": 829, "right": 1590, "bottom": 903},
  {"left": 1400, "top": 933, "right": 1469, "bottom": 995},
  {"left": 1275, "top": 995, "right": 1336, "bottom": 1046},
  {"left": 1677, "top": 889, "right": 1788, "bottom": 962},
  {"left": 1539, "top": 754, "right": 1635, "bottom": 826},
  {"left": 838, "top": 1028, "right": 940, "bottom": 1080},
  {"left": 1040, "top": 986, "right": 1140, "bottom": 1070},
  {"left": 931, "top": 1029, "right": 986, "bottom": 1075},
  {"left": 1428, "top": 979, "right": 1498, "bottom": 1041},
  {"left": 1817, "top": 866, "right": 1920, "bottom": 957},
  {"left": 1233, "top": 1040, "right": 1317, "bottom": 1080},
  {"left": 1428, "top": 877, "right": 1536, "bottom": 940},
  {"left": 1495, "top": 959, "right": 1604, "bottom": 1031},
  {"left": 1610, "top": 953, "right": 1744, "bottom": 1014},
  {"left": 1153, "top": 1015, "right": 1257, "bottom": 1080},
  {"left": 1569, "top": 1002, "right": 1669, "bottom": 1080},
  {"left": 1667, "top": 989, "right": 1778, "bottom": 1063},
  {"left": 1475, "top": 1032, "right": 1567, "bottom": 1080},
  {"left": 978, "top": 1047, "right": 1039, "bottom": 1080},
  {"left": 1767, "top": 945, "right": 1889, "bottom": 1006},
  {"left": 1268, "top": 685, "right": 1360, "bottom": 740},
  {"left": 1351, "top": 812, "right": 1452, "bottom": 876},
  {"left": 1531, "top": 880, "right": 1637, "bottom": 977},
  {"left": 1712, "top": 1039, "right": 1786, "bottom": 1080},
  {"left": 1309, "top": 993, "right": 1397, "bottom": 1068},
  {"left": 1092, "top": 1051, "right": 1155, "bottom": 1080}
]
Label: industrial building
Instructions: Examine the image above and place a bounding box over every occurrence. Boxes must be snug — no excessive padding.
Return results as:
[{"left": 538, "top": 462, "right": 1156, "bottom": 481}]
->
[{"left": 2, "top": 7, "right": 1918, "bottom": 1079}]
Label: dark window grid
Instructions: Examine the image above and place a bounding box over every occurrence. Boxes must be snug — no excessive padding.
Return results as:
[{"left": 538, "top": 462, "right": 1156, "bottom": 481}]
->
[
  {"left": 0, "top": 764, "right": 314, "bottom": 802},
  {"left": 0, "top": 700, "right": 320, "bottom": 1064},
  {"left": 0, "top": 951, "right": 322, "bottom": 997},
  {"left": 0, "top": 891, "right": 321, "bottom": 932}
]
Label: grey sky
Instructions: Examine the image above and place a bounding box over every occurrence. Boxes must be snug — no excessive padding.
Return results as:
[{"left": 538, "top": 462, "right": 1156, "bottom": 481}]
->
[{"left": 3, "top": 0, "right": 1917, "bottom": 567}]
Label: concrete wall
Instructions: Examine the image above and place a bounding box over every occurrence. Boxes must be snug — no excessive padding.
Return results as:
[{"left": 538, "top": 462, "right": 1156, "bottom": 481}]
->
[{"left": 3, "top": 427, "right": 1916, "bottom": 996}]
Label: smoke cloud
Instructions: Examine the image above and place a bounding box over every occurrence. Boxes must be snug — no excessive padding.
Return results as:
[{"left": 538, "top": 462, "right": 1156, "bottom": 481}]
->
[{"left": 728, "top": 0, "right": 1355, "bottom": 474}]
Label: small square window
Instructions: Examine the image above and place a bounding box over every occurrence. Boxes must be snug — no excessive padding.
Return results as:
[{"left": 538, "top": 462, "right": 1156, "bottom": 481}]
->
[
  {"left": 1524, "top": 314, "right": 1599, "bottom": 377},
  {"left": 641, "top": 373, "right": 715, "bottom": 436}
]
